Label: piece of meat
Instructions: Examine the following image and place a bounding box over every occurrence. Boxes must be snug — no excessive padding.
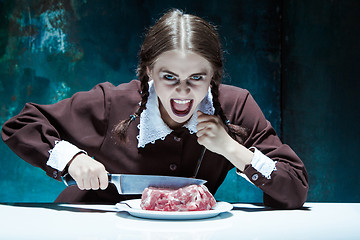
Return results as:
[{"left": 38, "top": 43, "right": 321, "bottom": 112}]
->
[{"left": 140, "top": 184, "right": 216, "bottom": 211}]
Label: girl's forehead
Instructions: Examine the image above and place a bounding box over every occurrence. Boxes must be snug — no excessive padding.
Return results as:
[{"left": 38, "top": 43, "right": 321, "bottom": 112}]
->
[{"left": 152, "top": 50, "right": 213, "bottom": 74}]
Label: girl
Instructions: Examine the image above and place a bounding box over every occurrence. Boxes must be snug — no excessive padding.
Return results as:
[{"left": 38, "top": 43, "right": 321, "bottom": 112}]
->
[{"left": 1, "top": 9, "right": 308, "bottom": 209}]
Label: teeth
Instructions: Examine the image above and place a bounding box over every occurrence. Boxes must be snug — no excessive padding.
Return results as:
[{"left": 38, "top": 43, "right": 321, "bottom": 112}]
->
[{"left": 174, "top": 99, "right": 191, "bottom": 104}]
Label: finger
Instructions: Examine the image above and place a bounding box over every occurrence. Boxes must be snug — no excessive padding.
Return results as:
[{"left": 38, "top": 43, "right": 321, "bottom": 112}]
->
[
  {"left": 83, "top": 174, "right": 92, "bottom": 190},
  {"left": 197, "top": 111, "right": 210, "bottom": 122},
  {"left": 197, "top": 128, "right": 217, "bottom": 139},
  {"left": 198, "top": 116, "right": 221, "bottom": 129},
  {"left": 197, "top": 111, "right": 211, "bottom": 123},
  {"left": 196, "top": 122, "right": 210, "bottom": 136},
  {"left": 197, "top": 134, "right": 210, "bottom": 146},
  {"left": 196, "top": 122, "right": 208, "bottom": 132},
  {"left": 197, "top": 117, "right": 216, "bottom": 129},
  {"left": 197, "top": 120, "right": 217, "bottom": 132},
  {"left": 196, "top": 125, "right": 211, "bottom": 138},
  {"left": 72, "top": 171, "right": 85, "bottom": 190},
  {"left": 197, "top": 110, "right": 218, "bottom": 119},
  {"left": 196, "top": 128, "right": 205, "bottom": 138},
  {"left": 90, "top": 176, "right": 100, "bottom": 190},
  {"left": 84, "top": 183, "right": 91, "bottom": 190},
  {"left": 77, "top": 178, "right": 85, "bottom": 190},
  {"left": 204, "top": 130, "right": 217, "bottom": 138},
  {"left": 99, "top": 172, "right": 109, "bottom": 190}
]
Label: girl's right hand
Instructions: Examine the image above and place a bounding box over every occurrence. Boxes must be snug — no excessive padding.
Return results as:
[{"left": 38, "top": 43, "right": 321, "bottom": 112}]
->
[{"left": 67, "top": 153, "right": 109, "bottom": 190}]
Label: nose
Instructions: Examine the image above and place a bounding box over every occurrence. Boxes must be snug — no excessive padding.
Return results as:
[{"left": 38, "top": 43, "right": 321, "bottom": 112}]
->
[{"left": 175, "top": 80, "right": 190, "bottom": 95}]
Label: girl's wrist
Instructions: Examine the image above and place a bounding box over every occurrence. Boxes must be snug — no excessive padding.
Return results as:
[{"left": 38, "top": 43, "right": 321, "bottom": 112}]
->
[{"left": 223, "top": 137, "right": 253, "bottom": 171}]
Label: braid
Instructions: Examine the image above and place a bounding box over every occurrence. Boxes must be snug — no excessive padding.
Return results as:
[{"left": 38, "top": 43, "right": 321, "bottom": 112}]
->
[
  {"left": 210, "top": 80, "right": 227, "bottom": 123},
  {"left": 210, "top": 80, "right": 249, "bottom": 144},
  {"left": 113, "top": 68, "right": 149, "bottom": 142},
  {"left": 135, "top": 72, "right": 150, "bottom": 116}
]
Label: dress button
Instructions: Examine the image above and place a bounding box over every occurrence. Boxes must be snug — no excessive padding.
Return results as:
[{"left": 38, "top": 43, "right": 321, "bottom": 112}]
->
[
  {"left": 251, "top": 173, "right": 258, "bottom": 181},
  {"left": 173, "top": 136, "right": 181, "bottom": 142},
  {"left": 169, "top": 164, "right": 177, "bottom": 171},
  {"left": 53, "top": 171, "right": 58, "bottom": 179}
]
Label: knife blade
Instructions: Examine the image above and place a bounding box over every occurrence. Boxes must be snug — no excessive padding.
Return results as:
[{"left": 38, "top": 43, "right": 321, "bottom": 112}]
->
[{"left": 62, "top": 173, "right": 207, "bottom": 195}]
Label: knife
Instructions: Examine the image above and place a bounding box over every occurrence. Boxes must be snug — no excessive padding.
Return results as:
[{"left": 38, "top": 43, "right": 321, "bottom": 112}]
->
[{"left": 62, "top": 173, "right": 207, "bottom": 195}]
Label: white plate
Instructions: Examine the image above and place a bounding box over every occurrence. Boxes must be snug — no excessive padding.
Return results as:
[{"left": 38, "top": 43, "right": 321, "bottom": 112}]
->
[{"left": 115, "top": 199, "right": 233, "bottom": 220}]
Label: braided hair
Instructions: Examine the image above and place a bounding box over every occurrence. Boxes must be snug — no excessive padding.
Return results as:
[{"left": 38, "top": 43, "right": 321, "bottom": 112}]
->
[
  {"left": 114, "top": 9, "right": 248, "bottom": 143},
  {"left": 113, "top": 72, "right": 149, "bottom": 142}
]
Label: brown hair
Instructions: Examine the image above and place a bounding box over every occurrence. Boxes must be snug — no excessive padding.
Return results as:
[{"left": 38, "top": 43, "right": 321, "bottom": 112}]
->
[{"left": 114, "top": 9, "right": 248, "bottom": 143}]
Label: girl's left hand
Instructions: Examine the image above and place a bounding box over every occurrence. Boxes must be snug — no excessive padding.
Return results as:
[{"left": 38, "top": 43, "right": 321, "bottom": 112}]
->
[
  {"left": 196, "top": 111, "right": 232, "bottom": 155},
  {"left": 196, "top": 111, "right": 254, "bottom": 171}
]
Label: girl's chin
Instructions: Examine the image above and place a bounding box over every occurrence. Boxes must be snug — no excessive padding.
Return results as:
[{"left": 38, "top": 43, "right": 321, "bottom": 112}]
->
[{"left": 171, "top": 114, "right": 191, "bottom": 122}]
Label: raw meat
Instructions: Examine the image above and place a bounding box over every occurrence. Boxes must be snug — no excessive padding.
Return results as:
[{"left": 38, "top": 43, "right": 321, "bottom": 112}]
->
[{"left": 140, "top": 184, "right": 216, "bottom": 211}]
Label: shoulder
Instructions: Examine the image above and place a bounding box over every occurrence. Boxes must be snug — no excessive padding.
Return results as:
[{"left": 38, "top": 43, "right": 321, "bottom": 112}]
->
[
  {"left": 218, "top": 83, "right": 266, "bottom": 128},
  {"left": 94, "top": 80, "right": 140, "bottom": 93},
  {"left": 68, "top": 80, "right": 140, "bottom": 102},
  {"left": 63, "top": 80, "right": 141, "bottom": 114},
  {"left": 90, "top": 80, "right": 141, "bottom": 101},
  {"left": 218, "top": 84, "right": 251, "bottom": 107},
  {"left": 219, "top": 84, "right": 249, "bottom": 95}
]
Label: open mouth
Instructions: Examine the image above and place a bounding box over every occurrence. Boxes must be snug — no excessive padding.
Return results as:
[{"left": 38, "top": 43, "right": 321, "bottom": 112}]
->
[{"left": 170, "top": 99, "right": 193, "bottom": 117}]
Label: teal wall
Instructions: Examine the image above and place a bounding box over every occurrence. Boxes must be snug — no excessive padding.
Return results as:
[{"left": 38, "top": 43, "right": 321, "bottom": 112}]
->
[
  {"left": 0, "top": 0, "right": 358, "bottom": 203},
  {"left": 282, "top": 0, "right": 360, "bottom": 202}
]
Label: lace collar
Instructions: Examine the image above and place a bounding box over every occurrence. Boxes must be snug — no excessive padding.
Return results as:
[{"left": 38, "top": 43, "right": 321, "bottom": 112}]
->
[{"left": 137, "top": 81, "right": 215, "bottom": 148}]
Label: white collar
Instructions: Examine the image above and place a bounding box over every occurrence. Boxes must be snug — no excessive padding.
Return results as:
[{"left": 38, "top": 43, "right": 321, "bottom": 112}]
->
[{"left": 137, "top": 81, "right": 215, "bottom": 148}]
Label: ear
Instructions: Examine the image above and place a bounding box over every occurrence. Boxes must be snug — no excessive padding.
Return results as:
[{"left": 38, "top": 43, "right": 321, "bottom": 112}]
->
[{"left": 146, "top": 66, "right": 152, "bottom": 80}]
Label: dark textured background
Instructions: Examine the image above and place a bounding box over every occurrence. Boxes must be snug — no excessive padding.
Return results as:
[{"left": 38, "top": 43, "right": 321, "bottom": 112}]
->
[{"left": 0, "top": 0, "right": 358, "bottom": 202}]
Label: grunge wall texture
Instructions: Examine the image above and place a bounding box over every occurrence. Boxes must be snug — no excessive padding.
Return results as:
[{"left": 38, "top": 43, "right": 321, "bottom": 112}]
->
[{"left": 0, "top": 0, "right": 359, "bottom": 202}]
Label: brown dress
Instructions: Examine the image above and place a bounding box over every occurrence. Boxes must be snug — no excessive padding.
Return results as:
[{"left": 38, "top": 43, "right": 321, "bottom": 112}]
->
[{"left": 1, "top": 80, "right": 308, "bottom": 208}]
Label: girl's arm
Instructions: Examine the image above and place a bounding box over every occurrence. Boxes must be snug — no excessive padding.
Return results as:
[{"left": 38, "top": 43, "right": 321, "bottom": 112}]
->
[
  {"left": 196, "top": 88, "right": 309, "bottom": 209},
  {"left": 1, "top": 83, "right": 113, "bottom": 185}
]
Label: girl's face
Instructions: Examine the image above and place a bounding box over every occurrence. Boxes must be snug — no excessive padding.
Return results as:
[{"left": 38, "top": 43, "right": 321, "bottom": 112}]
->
[{"left": 148, "top": 50, "right": 214, "bottom": 129}]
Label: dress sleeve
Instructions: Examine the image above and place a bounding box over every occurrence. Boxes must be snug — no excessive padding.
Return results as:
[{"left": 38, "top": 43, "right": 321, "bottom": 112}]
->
[
  {"left": 231, "top": 90, "right": 309, "bottom": 209},
  {"left": 1, "top": 82, "right": 112, "bottom": 181}
]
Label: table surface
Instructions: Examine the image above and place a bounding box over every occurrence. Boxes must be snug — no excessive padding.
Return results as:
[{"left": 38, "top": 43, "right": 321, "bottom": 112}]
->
[{"left": 1, "top": 202, "right": 359, "bottom": 240}]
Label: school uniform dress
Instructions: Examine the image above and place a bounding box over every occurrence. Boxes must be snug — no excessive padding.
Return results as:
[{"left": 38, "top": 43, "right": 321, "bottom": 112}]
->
[{"left": 1, "top": 80, "right": 308, "bottom": 209}]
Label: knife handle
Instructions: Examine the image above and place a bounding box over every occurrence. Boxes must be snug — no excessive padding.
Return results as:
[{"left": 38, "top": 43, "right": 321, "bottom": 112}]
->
[
  {"left": 62, "top": 173, "right": 112, "bottom": 187},
  {"left": 61, "top": 173, "right": 77, "bottom": 186}
]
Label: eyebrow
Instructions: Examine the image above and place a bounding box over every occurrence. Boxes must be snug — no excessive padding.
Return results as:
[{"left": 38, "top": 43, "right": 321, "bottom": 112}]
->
[{"left": 159, "top": 69, "right": 208, "bottom": 77}]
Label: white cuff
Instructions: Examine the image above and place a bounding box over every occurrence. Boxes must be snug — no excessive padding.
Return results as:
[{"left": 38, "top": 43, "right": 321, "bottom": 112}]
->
[
  {"left": 249, "top": 147, "right": 277, "bottom": 179},
  {"left": 47, "top": 140, "right": 87, "bottom": 171}
]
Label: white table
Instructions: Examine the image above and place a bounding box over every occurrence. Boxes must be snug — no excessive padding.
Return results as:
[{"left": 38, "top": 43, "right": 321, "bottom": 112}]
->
[{"left": 0, "top": 202, "right": 359, "bottom": 239}]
